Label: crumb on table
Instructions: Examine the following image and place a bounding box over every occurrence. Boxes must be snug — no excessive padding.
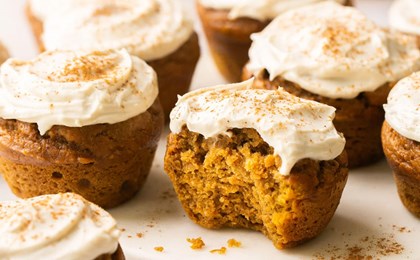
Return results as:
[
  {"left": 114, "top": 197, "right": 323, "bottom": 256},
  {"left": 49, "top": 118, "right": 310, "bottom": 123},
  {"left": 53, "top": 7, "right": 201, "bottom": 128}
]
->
[
  {"left": 187, "top": 237, "right": 205, "bottom": 249},
  {"left": 227, "top": 239, "right": 241, "bottom": 248},
  {"left": 154, "top": 246, "right": 164, "bottom": 252},
  {"left": 210, "top": 247, "right": 227, "bottom": 255}
]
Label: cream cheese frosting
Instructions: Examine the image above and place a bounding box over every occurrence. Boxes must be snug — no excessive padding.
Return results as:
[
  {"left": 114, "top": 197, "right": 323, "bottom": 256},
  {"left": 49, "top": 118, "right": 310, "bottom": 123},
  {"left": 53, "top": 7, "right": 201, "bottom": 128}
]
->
[
  {"left": 247, "top": 2, "right": 420, "bottom": 99},
  {"left": 198, "top": 0, "right": 346, "bottom": 21},
  {"left": 30, "top": 0, "right": 193, "bottom": 61},
  {"left": 389, "top": 0, "right": 420, "bottom": 36},
  {"left": 0, "top": 49, "right": 158, "bottom": 135},
  {"left": 170, "top": 79, "right": 346, "bottom": 176},
  {"left": 384, "top": 72, "right": 420, "bottom": 142},
  {"left": 0, "top": 193, "right": 121, "bottom": 260}
]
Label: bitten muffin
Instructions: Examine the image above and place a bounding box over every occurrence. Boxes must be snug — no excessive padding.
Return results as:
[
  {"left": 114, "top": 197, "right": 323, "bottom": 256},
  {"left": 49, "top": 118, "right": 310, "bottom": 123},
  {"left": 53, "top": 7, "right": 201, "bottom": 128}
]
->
[
  {"left": 0, "top": 49, "right": 163, "bottom": 208},
  {"left": 0, "top": 193, "right": 125, "bottom": 259},
  {"left": 26, "top": 0, "right": 200, "bottom": 120},
  {"left": 389, "top": 0, "right": 420, "bottom": 47},
  {"left": 164, "top": 79, "right": 348, "bottom": 249},
  {"left": 243, "top": 2, "right": 420, "bottom": 168},
  {"left": 0, "top": 41, "right": 9, "bottom": 64},
  {"left": 382, "top": 72, "right": 420, "bottom": 217},
  {"left": 197, "top": 0, "right": 351, "bottom": 82}
]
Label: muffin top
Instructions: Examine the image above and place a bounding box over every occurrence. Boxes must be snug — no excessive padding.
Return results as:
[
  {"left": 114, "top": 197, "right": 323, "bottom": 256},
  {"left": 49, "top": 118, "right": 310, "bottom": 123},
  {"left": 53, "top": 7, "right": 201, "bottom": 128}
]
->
[
  {"left": 247, "top": 2, "right": 420, "bottom": 99},
  {"left": 29, "top": 0, "right": 193, "bottom": 60},
  {"left": 0, "top": 49, "right": 158, "bottom": 135},
  {"left": 0, "top": 193, "right": 120, "bottom": 259},
  {"left": 170, "top": 79, "right": 345, "bottom": 175},
  {"left": 389, "top": 0, "right": 420, "bottom": 36},
  {"left": 384, "top": 72, "right": 420, "bottom": 142},
  {"left": 198, "top": 0, "right": 346, "bottom": 21}
]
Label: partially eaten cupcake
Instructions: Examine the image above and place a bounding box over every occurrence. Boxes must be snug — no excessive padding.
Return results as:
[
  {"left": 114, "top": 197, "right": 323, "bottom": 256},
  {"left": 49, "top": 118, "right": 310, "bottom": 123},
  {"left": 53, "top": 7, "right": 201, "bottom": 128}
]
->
[
  {"left": 0, "top": 193, "right": 124, "bottom": 259},
  {"left": 26, "top": 0, "right": 200, "bottom": 119},
  {"left": 0, "top": 49, "right": 163, "bottom": 208},
  {"left": 382, "top": 72, "right": 420, "bottom": 217},
  {"left": 244, "top": 2, "right": 420, "bottom": 167},
  {"left": 197, "top": 0, "right": 351, "bottom": 82},
  {"left": 164, "top": 79, "right": 348, "bottom": 249}
]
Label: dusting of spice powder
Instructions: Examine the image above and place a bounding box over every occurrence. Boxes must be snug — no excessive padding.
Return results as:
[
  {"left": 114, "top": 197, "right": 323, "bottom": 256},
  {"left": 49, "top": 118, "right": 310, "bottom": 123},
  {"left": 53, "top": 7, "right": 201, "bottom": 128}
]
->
[
  {"left": 312, "top": 232, "right": 405, "bottom": 259},
  {"left": 51, "top": 51, "right": 120, "bottom": 83}
]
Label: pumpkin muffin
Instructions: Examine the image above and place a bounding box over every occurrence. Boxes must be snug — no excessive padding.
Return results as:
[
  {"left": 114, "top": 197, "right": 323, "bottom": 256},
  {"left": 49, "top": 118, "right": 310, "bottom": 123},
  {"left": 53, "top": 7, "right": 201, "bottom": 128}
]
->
[
  {"left": 197, "top": 0, "right": 351, "bottom": 82},
  {"left": 164, "top": 79, "right": 348, "bottom": 249},
  {"left": 382, "top": 72, "right": 420, "bottom": 217},
  {"left": 389, "top": 0, "right": 420, "bottom": 47},
  {"left": 244, "top": 2, "right": 420, "bottom": 168},
  {"left": 0, "top": 193, "right": 125, "bottom": 259},
  {"left": 0, "top": 41, "right": 9, "bottom": 64},
  {"left": 0, "top": 49, "right": 163, "bottom": 208},
  {"left": 26, "top": 0, "right": 200, "bottom": 120}
]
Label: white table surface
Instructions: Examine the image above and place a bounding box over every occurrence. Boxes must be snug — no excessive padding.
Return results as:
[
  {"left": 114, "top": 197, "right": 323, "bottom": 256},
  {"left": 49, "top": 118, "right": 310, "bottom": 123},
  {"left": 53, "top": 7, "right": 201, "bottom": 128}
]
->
[{"left": 0, "top": 0, "right": 419, "bottom": 259}]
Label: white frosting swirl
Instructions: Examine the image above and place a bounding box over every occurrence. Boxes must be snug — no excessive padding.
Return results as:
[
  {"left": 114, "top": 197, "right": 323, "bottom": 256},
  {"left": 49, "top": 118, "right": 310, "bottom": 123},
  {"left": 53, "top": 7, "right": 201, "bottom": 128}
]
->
[
  {"left": 170, "top": 79, "right": 346, "bottom": 176},
  {"left": 389, "top": 0, "right": 420, "bottom": 36},
  {"left": 198, "top": 0, "right": 346, "bottom": 21},
  {"left": 247, "top": 2, "right": 420, "bottom": 99},
  {"left": 384, "top": 72, "right": 420, "bottom": 142},
  {"left": 28, "top": 0, "right": 88, "bottom": 21},
  {"left": 0, "top": 193, "right": 121, "bottom": 260},
  {"left": 0, "top": 49, "right": 158, "bottom": 135},
  {"left": 30, "top": 0, "right": 193, "bottom": 61}
]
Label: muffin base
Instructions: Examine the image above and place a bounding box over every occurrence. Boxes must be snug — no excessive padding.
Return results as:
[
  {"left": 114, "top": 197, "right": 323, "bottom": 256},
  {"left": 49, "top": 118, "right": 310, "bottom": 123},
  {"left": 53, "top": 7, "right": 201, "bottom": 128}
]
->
[
  {"left": 382, "top": 122, "right": 420, "bottom": 217},
  {"left": 97, "top": 244, "right": 125, "bottom": 260},
  {"left": 197, "top": 0, "right": 352, "bottom": 83},
  {"left": 197, "top": 2, "right": 268, "bottom": 82},
  {"left": 164, "top": 127, "right": 348, "bottom": 249},
  {"left": 245, "top": 69, "right": 391, "bottom": 168},
  {"left": 148, "top": 33, "right": 200, "bottom": 121},
  {"left": 0, "top": 100, "right": 164, "bottom": 208},
  {"left": 26, "top": 5, "right": 200, "bottom": 121}
]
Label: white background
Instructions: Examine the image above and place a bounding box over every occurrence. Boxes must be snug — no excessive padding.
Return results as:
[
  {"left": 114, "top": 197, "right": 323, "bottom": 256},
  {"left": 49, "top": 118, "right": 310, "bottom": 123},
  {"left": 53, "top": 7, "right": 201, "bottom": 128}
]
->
[{"left": 0, "top": 1, "right": 419, "bottom": 260}]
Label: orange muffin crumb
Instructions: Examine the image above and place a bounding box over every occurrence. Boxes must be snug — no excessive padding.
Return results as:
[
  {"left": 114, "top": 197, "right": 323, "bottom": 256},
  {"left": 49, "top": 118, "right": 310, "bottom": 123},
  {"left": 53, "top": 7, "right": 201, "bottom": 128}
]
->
[
  {"left": 227, "top": 239, "right": 241, "bottom": 248},
  {"left": 210, "top": 247, "right": 227, "bottom": 255},
  {"left": 187, "top": 237, "right": 205, "bottom": 249},
  {"left": 154, "top": 246, "right": 164, "bottom": 252}
]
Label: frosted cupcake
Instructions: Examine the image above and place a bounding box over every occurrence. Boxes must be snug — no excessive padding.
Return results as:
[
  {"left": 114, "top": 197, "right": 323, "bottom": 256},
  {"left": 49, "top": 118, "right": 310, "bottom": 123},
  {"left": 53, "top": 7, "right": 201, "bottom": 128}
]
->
[
  {"left": 0, "top": 193, "right": 124, "bottom": 259},
  {"left": 382, "top": 72, "right": 420, "bottom": 217},
  {"left": 26, "top": 0, "right": 200, "bottom": 119},
  {"left": 389, "top": 0, "right": 420, "bottom": 46},
  {"left": 197, "top": 0, "right": 351, "bottom": 82},
  {"left": 165, "top": 79, "right": 348, "bottom": 249},
  {"left": 244, "top": 2, "right": 420, "bottom": 167},
  {"left": 0, "top": 49, "right": 163, "bottom": 208}
]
